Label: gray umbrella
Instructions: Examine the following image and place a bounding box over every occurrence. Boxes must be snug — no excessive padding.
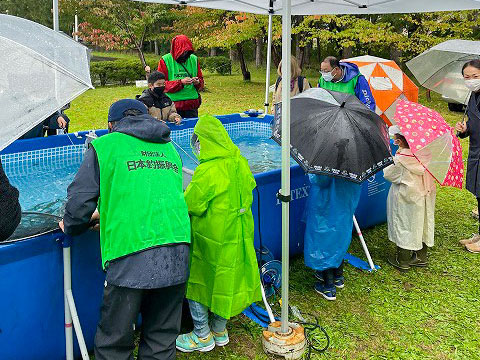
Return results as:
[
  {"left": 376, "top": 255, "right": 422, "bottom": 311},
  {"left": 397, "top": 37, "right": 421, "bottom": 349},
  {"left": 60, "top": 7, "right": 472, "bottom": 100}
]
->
[{"left": 407, "top": 40, "right": 480, "bottom": 105}]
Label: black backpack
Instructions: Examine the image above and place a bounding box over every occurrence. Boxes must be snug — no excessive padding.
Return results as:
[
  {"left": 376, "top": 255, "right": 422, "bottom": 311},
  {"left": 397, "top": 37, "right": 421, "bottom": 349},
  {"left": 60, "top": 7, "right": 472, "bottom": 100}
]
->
[{"left": 275, "top": 75, "right": 307, "bottom": 93}]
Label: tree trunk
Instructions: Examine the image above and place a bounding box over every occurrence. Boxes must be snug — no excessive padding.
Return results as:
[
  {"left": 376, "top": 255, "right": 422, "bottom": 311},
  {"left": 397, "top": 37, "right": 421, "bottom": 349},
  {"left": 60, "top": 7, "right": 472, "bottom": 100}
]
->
[
  {"left": 342, "top": 46, "right": 353, "bottom": 59},
  {"left": 209, "top": 48, "right": 217, "bottom": 57},
  {"left": 298, "top": 47, "right": 305, "bottom": 68},
  {"left": 236, "top": 42, "right": 251, "bottom": 81},
  {"left": 272, "top": 44, "right": 281, "bottom": 68},
  {"left": 390, "top": 46, "right": 402, "bottom": 64},
  {"left": 303, "top": 42, "right": 311, "bottom": 66},
  {"left": 229, "top": 48, "right": 237, "bottom": 61},
  {"left": 154, "top": 41, "right": 159, "bottom": 56},
  {"left": 317, "top": 38, "right": 322, "bottom": 63},
  {"left": 295, "top": 35, "right": 301, "bottom": 60},
  {"left": 255, "top": 36, "right": 263, "bottom": 68}
]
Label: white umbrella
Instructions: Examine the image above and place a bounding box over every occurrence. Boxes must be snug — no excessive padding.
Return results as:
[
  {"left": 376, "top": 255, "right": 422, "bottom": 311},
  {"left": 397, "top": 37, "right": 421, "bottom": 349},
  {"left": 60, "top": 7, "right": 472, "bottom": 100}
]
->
[
  {"left": 407, "top": 39, "right": 480, "bottom": 105},
  {"left": 134, "top": 0, "right": 480, "bottom": 336},
  {"left": 0, "top": 14, "right": 93, "bottom": 151}
]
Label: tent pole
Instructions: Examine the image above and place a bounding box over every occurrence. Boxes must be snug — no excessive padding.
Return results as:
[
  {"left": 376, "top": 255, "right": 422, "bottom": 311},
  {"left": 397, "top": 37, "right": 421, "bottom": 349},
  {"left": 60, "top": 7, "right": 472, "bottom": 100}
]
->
[
  {"left": 280, "top": 0, "right": 292, "bottom": 335},
  {"left": 53, "top": 0, "right": 59, "bottom": 31},
  {"left": 264, "top": 2, "right": 274, "bottom": 114},
  {"left": 353, "top": 216, "right": 376, "bottom": 271},
  {"left": 74, "top": 12, "right": 79, "bottom": 41}
]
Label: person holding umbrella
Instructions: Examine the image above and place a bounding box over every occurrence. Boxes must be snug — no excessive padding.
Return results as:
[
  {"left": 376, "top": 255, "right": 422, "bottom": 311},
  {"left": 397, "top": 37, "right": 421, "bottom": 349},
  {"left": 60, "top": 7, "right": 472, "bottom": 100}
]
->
[
  {"left": 457, "top": 60, "right": 480, "bottom": 253},
  {"left": 272, "top": 88, "right": 392, "bottom": 301},
  {"left": 384, "top": 125, "right": 436, "bottom": 270}
]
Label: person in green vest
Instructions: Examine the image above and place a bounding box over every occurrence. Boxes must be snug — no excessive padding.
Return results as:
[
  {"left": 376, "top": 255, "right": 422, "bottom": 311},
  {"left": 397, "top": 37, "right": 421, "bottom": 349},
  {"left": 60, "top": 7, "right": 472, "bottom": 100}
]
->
[
  {"left": 59, "top": 99, "right": 191, "bottom": 360},
  {"left": 175, "top": 114, "right": 262, "bottom": 353},
  {"left": 319, "top": 56, "right": 376, "bottom": 111},
  {"left": 146, "top": 35, "right": 204, "bottom": 119}
]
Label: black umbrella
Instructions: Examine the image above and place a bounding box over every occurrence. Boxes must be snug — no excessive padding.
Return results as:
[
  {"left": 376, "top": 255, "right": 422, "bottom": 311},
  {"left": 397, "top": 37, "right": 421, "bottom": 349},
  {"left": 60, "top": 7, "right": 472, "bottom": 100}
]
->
[{"left": 272, "top": 87, "right": 393, "bottom": 183}]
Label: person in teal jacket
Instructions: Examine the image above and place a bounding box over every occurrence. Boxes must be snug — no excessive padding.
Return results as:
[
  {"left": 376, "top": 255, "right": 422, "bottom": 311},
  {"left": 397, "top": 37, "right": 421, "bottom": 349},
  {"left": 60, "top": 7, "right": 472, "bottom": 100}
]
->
[{"left": 176, "top": 114, "right": 262, "bottom": 353}]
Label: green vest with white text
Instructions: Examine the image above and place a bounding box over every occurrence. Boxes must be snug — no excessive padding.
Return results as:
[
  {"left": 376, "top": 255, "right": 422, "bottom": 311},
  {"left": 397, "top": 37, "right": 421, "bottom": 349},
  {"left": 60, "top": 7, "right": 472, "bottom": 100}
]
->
[{"left": 92, "top": 132, "right": 190, "bottom": 269}]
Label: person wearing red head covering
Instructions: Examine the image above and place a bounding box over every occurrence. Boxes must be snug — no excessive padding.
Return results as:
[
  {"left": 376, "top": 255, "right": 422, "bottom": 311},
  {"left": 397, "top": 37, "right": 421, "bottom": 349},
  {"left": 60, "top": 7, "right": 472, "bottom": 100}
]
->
[{"left": 147, "top": 35, "right": 204, "bottom": 119}]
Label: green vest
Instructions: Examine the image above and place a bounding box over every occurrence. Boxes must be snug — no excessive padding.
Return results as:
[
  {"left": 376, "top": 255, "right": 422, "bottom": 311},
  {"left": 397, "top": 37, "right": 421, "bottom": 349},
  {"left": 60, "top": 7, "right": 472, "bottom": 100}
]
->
[
  {"left": 318, "top": 73, "right": 359, "bottom": 95},
  {"left": 162, "top": 53, "right": 199, "bottom": 102},
  {"left": 92, "top": 132, "right": 190, "bottom": 269}
]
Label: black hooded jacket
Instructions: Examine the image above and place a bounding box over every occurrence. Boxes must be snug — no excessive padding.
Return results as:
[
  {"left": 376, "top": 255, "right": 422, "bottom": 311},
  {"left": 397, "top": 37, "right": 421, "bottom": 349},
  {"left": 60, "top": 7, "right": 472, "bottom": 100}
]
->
[
  {"left": 0, "top": 160, "right": 21, "bottom": 241},
  {"left": 63, "top": 114, "right": 188, "bottom": 289}
]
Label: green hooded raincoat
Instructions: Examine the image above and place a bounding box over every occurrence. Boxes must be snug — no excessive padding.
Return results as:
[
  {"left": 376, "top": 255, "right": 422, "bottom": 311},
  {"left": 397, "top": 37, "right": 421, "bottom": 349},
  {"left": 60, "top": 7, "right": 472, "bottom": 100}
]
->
[{"left": 185, "top": 115, "right": 262, "bottom": 319}]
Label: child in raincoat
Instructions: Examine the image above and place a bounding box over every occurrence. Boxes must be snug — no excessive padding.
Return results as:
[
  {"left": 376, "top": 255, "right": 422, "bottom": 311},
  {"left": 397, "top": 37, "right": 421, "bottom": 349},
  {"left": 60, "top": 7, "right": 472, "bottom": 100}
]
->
[
  {"left": 384, "top": 126, "right": 436, "bottom": 271},
  {"left": 176, "top": 114, "right": 262, "bottom": 353}
]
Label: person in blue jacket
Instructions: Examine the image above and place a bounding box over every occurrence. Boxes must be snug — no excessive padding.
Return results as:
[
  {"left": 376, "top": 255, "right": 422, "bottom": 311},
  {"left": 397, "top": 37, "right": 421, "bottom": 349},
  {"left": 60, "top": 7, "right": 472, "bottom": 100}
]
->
[{"left": 318, "top": 56, "right": 376, "bottom": 111}]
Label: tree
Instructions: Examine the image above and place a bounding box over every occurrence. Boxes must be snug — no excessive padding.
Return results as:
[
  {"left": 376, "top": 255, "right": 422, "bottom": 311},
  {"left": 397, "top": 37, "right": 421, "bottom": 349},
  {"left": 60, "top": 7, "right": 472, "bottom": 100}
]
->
[{"left": 60, "top": 0, "right": 167, "bottom": 67}]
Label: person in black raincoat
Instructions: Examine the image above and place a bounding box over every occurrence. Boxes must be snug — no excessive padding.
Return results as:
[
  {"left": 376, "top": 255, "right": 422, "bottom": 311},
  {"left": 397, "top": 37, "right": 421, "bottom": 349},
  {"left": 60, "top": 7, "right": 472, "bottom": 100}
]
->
[
  {"left": 0, "top": 160, "right": 21, "bottom": 241},
  {"left": 456, "top": 59, "right": 480, "bottom": 253}
]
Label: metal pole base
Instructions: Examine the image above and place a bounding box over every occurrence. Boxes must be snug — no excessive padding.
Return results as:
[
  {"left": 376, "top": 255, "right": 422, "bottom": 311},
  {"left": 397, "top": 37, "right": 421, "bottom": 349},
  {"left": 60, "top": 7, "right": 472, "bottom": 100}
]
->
[{"left": 262, "top": 321, "right": 306, "bottom": 360}]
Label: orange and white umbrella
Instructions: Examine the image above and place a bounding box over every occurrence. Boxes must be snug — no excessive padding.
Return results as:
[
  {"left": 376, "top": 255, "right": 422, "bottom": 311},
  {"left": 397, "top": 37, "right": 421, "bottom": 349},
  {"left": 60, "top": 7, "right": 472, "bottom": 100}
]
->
[{"left": 344, "top": 55, "right": 418, "bottom": 126}]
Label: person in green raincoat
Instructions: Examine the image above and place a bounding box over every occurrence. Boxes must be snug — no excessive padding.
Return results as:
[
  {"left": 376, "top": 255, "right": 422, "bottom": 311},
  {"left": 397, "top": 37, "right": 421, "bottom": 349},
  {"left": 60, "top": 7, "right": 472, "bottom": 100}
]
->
[{"left": 176, "top": 114, "right": 262, "bottom": 353}]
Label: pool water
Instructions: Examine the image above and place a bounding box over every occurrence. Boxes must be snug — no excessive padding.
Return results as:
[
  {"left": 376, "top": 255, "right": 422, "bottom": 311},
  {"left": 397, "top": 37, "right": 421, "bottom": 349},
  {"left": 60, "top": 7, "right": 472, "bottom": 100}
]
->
[
  {"left": 172, "top": 132, "right": 283, "bottom": 173},
  {"left": 3, "top": 121, "right": 283, "bottom": 216}
]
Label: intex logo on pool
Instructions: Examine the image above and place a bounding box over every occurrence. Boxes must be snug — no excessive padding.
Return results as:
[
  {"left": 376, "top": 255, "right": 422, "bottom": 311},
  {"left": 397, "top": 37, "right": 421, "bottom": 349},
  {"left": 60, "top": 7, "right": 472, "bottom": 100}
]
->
[{"left": 276, "top": 186, "right": 310, "bottom": 206}]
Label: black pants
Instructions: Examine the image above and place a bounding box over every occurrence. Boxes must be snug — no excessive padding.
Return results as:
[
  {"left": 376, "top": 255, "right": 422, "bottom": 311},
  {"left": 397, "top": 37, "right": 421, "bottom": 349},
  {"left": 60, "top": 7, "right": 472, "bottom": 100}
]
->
[
  {"left": 177, "top": 109, "right": 198, "bottom": 119},
  {"left": 477, "top": 197, "right": 480, "bottom": 234},
  {"left": 320, "top": 261, "right": 344, "bottom": 286},
  {"left": 94, "top": 282, "right": 185, "bottom": 360}
]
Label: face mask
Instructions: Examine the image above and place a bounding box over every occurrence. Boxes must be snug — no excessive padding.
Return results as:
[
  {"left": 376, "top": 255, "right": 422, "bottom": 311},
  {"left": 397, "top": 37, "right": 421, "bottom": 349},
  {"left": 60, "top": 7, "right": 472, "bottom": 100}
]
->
[
  {"left": 153, "top": 86, "right": 165, "bottom": 96},
  {"left": 322, "top": 70, "right": 334, "bottom": 82},
  {"left": 465, "top": 79, "right": 480, "bottom": 92}
]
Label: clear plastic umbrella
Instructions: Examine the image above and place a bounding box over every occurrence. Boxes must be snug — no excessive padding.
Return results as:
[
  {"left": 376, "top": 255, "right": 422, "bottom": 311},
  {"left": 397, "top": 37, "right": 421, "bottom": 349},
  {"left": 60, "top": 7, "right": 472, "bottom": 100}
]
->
[
  {"left": 0, "top": 14, "right": 93, "bottom": 151},
  {"left": 406, "top": 40, "right": 480, "bottom": 105}
]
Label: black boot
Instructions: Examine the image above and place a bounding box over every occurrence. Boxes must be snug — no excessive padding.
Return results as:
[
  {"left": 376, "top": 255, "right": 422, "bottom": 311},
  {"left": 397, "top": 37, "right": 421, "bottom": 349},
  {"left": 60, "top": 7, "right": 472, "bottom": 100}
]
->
[
  {"left": 388, "top": 246, "right": 411, "bottom": 271},
  {"left": 410, "top": 244, "right": 428, "bottom": 267}
]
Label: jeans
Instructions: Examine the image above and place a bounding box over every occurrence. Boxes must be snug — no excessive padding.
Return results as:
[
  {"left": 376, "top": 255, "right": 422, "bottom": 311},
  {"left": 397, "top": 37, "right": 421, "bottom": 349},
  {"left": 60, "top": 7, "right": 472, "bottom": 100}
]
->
[{"left": 188, "top": 299, "right": 227, "bottom": 338}]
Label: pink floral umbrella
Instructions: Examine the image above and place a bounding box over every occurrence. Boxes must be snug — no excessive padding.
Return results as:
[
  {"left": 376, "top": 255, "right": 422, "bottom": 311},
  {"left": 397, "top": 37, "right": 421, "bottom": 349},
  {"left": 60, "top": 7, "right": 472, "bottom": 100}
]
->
[{"left": 394, "top": 100, "right": 463, "bottom": 188}]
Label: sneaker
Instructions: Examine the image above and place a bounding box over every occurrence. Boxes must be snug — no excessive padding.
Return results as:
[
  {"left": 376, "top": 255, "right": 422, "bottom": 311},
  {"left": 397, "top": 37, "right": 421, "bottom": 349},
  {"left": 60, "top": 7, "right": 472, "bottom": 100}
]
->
[
  {"left": 314, "top": 282, "right": 336, "bottom": 301},
  {"left": 466, "top": 241, "right": 480, "bottom": 254},
  {"left": 212, "top": 329, "right": 229, "bottom": 347},
  {"left": 176, "top": 332, "right": 215, "bottom": 353},
  {"left": 459, "top": 234, "right": 480, "bottom": 245},
  {"left": 334, "top": 276, "right": 345, "bottom": 289}
]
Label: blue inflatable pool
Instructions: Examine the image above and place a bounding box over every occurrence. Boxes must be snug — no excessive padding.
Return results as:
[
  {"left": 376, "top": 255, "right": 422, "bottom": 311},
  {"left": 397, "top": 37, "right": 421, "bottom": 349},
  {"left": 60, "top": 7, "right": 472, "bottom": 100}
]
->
[{"left": 0, "top": 113, "right": 391, "bottom": 359}]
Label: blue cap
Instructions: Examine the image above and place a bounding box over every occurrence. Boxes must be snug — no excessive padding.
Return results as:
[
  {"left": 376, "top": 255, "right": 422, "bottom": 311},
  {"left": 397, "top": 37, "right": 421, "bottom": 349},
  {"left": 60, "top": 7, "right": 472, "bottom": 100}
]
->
[{"left": 108, "top": 99, "right": 148, "bottom": 122}]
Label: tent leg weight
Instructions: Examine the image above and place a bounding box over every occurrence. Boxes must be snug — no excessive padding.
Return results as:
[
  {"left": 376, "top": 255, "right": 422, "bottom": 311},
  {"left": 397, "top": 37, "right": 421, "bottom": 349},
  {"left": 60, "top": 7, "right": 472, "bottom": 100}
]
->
[{"left": 262, "top": 321, "right": 306, "bottom": 359}]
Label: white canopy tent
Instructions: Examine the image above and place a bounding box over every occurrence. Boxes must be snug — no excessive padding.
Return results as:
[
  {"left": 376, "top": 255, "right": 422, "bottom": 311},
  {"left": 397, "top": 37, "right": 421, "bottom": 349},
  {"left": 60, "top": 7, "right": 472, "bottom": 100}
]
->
[{"left": 122, "top": 0, "right": 480, "bottom": 335}]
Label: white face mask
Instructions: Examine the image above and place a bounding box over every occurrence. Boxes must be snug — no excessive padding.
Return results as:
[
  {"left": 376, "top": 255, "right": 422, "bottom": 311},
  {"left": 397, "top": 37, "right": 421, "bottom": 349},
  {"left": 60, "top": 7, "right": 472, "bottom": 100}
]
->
[
  {"left": 465, "top": 78, "right": 480, "bottom": 92},
  {"left": 322, "top": 70, "right": 335, "bottom": 82}
]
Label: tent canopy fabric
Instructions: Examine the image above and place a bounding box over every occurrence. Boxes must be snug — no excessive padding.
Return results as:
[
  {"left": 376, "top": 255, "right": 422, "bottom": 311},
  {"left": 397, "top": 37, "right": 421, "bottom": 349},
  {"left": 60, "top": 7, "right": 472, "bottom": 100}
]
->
[
  {"left": 136, "top": 0, "right": 480, "bottom": 15},
  {"left": 344, "top": 55, "right": 418, "bottom": 126},
  {"left": 0, "top": 14, "right": 93, "bottom": 151}
]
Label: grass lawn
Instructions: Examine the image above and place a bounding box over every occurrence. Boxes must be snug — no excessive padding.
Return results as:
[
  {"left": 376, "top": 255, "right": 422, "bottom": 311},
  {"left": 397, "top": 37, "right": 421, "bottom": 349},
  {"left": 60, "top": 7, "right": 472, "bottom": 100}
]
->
[{"left": 72, "top": 55, "right": 480, "bottom": 359}]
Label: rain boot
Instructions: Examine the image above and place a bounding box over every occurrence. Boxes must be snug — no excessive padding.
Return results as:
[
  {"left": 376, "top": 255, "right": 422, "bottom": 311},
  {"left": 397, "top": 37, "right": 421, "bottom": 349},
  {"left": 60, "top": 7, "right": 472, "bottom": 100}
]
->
[
  {"left": 387, "top": 246, "right": 411, "bottom": 271},
  {"left": 410, "top": 244, "right": 428, "bottom": 267}
]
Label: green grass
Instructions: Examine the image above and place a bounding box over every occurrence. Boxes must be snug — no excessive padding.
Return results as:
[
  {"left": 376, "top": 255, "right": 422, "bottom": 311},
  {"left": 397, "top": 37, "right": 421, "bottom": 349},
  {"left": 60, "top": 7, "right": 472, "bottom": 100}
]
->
[{"left": 74, "top": 55, "right": 480, "bottom": 359}]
